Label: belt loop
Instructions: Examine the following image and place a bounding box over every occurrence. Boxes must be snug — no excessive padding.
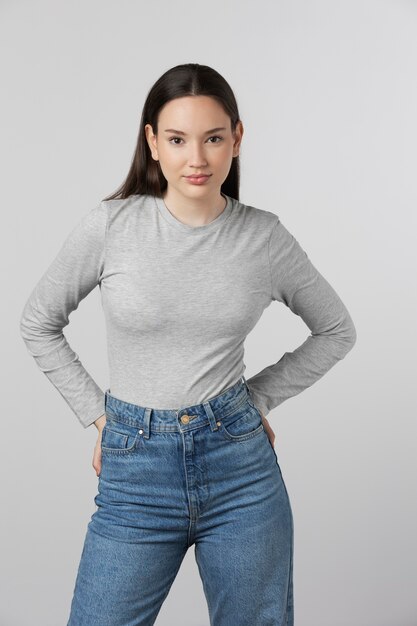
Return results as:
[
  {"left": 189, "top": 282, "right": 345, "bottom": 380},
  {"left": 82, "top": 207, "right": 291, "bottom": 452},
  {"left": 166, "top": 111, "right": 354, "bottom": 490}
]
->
[
  {"left": 141, "top": 407, "right": 152, "bottom": 439},
  {"left": 242, "top": 376, "right": 254, "bottom": 405},
  {"left": 203, "top": 400, "right": 219, "bottom": 432},
  {"left": 104, "top": 389, "right": 109, "bottom": 411},
  {"left": 241, "top": 375, "right": 250, "bottom": 395}
]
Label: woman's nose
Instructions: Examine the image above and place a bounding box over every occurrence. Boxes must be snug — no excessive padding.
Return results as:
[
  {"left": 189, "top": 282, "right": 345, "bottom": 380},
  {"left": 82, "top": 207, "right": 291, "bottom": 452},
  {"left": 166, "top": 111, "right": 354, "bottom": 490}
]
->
[{"left": 187, "top": 144, "right": 208, "bottom": 167}]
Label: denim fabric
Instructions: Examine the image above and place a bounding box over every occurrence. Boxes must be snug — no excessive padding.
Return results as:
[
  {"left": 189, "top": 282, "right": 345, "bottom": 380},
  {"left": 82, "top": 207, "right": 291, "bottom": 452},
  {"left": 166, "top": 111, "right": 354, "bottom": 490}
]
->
[{"left": 67, "top": 377, "right": 294, "bottom": 625}]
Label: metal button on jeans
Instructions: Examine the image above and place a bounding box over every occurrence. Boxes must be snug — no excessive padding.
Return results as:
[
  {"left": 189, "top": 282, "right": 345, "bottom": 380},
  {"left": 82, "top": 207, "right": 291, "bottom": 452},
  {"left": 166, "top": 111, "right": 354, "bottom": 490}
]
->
[{"left": 180, "top": 414, "right": 197, "bottom": 424}]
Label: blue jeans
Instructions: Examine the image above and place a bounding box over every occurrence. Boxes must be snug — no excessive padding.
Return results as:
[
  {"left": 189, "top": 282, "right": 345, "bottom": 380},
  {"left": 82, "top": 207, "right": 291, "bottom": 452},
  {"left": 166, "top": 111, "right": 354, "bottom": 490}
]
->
[{"left": 67, "top": 377, "right": 294, "bottom": 625}]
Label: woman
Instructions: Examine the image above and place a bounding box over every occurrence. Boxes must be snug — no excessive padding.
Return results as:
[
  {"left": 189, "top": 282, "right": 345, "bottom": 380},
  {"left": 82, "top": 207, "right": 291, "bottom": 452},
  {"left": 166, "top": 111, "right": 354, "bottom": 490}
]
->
[{"left": 20, "top": 63, "right": 357, "bottom": 625}]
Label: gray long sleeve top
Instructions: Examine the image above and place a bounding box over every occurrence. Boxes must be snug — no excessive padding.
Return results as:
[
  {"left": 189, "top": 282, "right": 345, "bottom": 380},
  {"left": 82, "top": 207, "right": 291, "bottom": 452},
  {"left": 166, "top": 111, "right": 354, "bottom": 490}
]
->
[{"left": 20, "top": 193, "right": 357, "bottom": 428}]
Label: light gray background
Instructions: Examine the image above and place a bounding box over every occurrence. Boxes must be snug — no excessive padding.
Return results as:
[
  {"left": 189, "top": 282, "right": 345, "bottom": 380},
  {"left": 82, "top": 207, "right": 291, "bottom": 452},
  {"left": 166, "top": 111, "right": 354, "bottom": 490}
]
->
[{"left": 2, "top": 1, "right": 416, "bottom": 625}]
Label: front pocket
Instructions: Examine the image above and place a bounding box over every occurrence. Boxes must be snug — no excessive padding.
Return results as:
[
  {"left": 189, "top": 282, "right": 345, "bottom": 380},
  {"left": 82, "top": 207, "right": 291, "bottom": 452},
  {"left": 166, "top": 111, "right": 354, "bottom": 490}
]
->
[
  {"left": 100, "top": 419, "right": 140, "bottom": 454},
  {"left": 218, "top": 403, "right": 264, "bottom": 443}
]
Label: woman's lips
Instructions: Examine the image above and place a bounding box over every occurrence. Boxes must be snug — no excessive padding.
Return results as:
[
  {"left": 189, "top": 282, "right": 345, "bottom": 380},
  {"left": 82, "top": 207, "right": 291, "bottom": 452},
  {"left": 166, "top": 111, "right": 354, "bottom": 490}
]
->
[{"left": 185, "top": 175, "right": 211, "bottom": 185}]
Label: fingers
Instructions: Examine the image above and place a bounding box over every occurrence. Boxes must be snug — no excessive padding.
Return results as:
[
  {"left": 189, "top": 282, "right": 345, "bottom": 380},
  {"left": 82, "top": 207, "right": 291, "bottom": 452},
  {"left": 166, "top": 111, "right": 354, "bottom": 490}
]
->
[
  {"left": 262, "top": 416, "right": 276, "bottom": 448},
  {"left": 92, "top": 438, "right": 102, "bottom": 477}
]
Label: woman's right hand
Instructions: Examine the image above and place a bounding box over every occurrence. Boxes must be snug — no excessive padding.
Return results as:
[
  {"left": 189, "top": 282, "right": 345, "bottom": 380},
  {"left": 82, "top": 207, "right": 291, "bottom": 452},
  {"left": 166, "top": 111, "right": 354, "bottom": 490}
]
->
[{"left": 93, "top": 414, "right": 107, "bottom": 476}]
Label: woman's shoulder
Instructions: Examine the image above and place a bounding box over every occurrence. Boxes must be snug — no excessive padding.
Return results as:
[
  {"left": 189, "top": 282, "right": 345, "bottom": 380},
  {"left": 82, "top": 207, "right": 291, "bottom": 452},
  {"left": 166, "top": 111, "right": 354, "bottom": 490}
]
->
[
  {"left": 100, "top": 193, "right": 154, "bottom": 224},
  {"left": 231, "top": 196, "right": 280, "bottom": 232},
  {"left": 101, "top": 193, "right": 149, "bottom": 211}
]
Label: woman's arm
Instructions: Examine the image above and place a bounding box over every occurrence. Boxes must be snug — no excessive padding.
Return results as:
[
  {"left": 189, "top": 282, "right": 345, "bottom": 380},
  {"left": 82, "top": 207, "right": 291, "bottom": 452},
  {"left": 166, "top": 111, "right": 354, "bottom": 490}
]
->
[
  {"left": 246, "top": 217, "right": 357, "bottom": 418},
  {"left": 19, "top": 202, "right": 108, "bottom": 429}
]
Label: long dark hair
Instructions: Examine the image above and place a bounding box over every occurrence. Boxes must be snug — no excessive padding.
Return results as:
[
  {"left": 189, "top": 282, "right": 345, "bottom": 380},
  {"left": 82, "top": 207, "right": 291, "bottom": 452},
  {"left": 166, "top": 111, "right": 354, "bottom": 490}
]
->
[{"left": 102, "top": 63, "right": 242, "bottom": 202}]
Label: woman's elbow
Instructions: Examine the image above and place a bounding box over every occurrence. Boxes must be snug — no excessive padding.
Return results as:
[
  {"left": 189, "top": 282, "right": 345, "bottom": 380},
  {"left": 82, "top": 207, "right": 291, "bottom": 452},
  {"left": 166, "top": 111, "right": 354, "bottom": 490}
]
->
[{"left": 340, "top": 317, "right": 358, "bottom": 356}]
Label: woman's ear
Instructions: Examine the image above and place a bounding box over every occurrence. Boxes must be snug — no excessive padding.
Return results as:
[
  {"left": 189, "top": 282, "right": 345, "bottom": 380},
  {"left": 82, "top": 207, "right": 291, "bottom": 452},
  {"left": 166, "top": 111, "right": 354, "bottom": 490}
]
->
[
  {"left": 232, "top": 120, "right": 244, "bottom": 157},
  {"left": 144, "top": 123, "right": 159, "bottom": 161}
]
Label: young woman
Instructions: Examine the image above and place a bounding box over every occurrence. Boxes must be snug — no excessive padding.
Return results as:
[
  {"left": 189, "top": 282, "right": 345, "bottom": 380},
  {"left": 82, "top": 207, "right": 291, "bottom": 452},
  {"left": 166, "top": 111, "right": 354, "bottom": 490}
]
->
[{"left": 20, "top": 63, "right": 357, "bottom": 625}]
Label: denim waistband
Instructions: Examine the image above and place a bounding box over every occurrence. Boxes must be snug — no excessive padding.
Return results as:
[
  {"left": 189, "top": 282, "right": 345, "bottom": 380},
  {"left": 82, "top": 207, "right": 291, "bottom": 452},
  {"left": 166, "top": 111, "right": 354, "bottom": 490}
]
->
[{"left": 104, "top": 375, "right": 252, "bottom": 435}]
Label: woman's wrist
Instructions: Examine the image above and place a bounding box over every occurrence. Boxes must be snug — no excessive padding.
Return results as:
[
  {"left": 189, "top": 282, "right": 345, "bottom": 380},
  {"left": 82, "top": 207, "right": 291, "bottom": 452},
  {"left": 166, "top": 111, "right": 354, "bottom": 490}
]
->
[{"left": 94, "top": 413, "right": 107, "bottom": 432}]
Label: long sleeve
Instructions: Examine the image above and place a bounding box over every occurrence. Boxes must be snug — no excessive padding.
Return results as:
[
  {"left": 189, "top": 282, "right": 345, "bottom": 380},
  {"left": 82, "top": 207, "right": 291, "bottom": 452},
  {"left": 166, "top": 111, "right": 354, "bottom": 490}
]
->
[
  {"left": 19, "top": 202, "right": 108, "bottom": 429},
  {"left": 245, "top": 217, "right": 357, "bottom": 418}
]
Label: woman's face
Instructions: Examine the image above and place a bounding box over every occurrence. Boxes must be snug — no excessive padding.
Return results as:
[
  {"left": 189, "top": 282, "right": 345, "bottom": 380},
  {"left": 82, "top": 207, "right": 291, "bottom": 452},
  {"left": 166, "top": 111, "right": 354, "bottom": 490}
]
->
[{"left": 145, "top": 95, "right": 243, "bottom": 201}]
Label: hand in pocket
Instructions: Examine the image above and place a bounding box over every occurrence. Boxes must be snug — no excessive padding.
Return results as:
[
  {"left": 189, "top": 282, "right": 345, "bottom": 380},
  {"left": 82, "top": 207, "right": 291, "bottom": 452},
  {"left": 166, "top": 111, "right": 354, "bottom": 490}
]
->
[
  {"left": 93, "top": 434, "right": 103, "bottom": 476},
  {"left": 92, "top": 414, "right": 106, "bottom": 476},
  {"left": 261, "top": 414, "right": 276, "bottom": 448}
]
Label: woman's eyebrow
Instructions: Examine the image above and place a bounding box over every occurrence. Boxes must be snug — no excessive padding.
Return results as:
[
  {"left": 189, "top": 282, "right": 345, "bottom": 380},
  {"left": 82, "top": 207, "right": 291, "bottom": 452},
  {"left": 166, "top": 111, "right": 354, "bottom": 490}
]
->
[{"left": 163, "top": 127, "right": 227, "bottom": 135}]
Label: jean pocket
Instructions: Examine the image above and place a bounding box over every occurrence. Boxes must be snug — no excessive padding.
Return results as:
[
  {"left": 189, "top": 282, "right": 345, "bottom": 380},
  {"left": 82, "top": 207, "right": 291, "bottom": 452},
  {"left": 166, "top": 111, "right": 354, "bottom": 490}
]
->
[
  {"left": 218, "top": 400, "right": 264, "bottom": 443},
  {"left": 101, "top": 418, "right": 140, "bottom": 454}
]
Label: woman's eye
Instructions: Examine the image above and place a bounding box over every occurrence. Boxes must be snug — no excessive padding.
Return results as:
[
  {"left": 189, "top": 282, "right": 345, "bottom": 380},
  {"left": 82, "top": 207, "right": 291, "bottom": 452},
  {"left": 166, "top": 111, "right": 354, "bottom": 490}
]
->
[{"left": 168, "top": 136, "right": 224, "bottom": 145}]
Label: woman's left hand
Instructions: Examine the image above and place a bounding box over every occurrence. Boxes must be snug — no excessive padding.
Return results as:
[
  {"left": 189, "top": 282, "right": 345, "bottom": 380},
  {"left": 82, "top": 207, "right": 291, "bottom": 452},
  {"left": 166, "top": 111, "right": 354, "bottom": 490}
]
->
[{"left": 261, "top": 414, "right": 276, "bottom": 448}]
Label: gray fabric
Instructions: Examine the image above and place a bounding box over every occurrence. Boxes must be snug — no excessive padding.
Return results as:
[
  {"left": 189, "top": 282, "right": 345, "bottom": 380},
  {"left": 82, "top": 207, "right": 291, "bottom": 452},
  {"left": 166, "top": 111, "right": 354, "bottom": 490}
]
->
[{"left": 20, "top": 193, "right": 357, "bottom": 428}]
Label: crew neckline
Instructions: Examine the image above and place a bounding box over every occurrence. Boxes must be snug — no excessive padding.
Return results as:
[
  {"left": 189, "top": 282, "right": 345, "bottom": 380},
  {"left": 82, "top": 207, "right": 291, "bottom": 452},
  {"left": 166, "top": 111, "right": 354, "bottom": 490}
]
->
[{"left": 154, "top": 193, "right": 233, "bottom": 234}]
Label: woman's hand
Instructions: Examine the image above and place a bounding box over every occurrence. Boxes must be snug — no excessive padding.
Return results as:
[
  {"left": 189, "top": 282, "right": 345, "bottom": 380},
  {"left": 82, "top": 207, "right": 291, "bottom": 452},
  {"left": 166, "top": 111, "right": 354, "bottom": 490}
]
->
[
  {"left": 93, "top": 414, "right": 106, "bottom": 476},
  {"left": 261, "top": 413, "right": 276, "bottom": 448}
]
